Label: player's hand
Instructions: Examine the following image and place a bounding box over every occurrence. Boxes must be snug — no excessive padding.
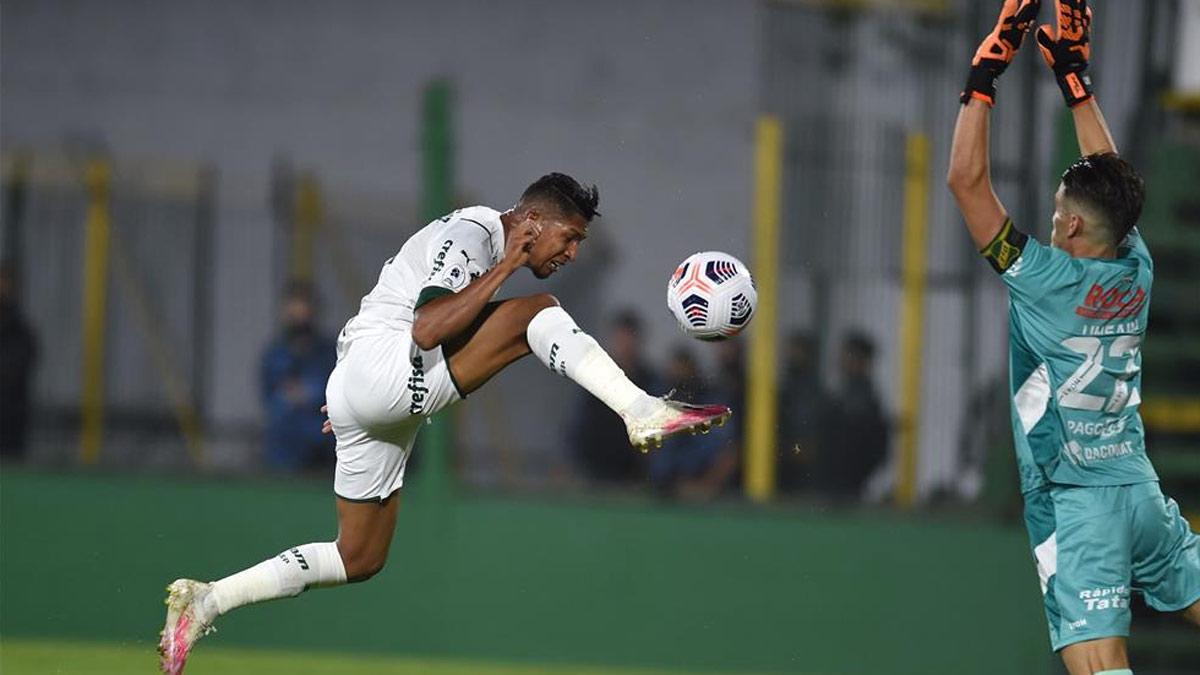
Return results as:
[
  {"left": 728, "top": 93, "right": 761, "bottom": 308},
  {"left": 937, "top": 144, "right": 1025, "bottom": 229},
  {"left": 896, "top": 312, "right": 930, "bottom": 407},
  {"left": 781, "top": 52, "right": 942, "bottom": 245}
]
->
[
  {"left": 503, "top": 219, "right": 542, "bottom": 268},
  {"left": 1036, "top": 0, "right": 1094, "bottom": 107},
  {"left": 321, "top": 405, "right": 332, "bottom": 435},
  {"left": 961, "top": 0, "right": 1041, "bottom": 106}
]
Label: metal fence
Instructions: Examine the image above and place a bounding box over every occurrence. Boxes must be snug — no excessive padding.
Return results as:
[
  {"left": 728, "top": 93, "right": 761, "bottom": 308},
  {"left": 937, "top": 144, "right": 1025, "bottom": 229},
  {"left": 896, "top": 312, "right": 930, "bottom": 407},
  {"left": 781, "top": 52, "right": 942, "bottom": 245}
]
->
[{"left": 1, "top": 153, "right": 213, "bottom": 468}]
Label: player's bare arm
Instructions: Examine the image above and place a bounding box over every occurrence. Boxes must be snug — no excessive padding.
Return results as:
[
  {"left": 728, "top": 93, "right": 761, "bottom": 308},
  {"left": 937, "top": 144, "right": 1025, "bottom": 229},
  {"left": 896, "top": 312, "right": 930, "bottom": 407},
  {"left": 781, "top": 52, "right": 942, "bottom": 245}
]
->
[
  {"left": 411, "top": 217, "right": 541, "bottom": 350},
  {"left": 1069, "top": 99, "right": 1117, "bottom": 157},
  {"left": 947, "top": 0, "right": 1039, "bottom": 248},
  {"left": 947, "top": 99, "right": 1007, "bottom": 249},
  {"left": 1032, "top": 0, "right": 1115, "bottom": 157}
]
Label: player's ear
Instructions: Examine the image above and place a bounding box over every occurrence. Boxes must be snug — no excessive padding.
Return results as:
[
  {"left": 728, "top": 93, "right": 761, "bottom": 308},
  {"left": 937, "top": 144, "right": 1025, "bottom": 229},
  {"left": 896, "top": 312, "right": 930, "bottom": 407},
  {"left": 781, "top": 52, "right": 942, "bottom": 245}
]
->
[{"left": 1067, "top": 213, "right": 1085, "bottom": 239}]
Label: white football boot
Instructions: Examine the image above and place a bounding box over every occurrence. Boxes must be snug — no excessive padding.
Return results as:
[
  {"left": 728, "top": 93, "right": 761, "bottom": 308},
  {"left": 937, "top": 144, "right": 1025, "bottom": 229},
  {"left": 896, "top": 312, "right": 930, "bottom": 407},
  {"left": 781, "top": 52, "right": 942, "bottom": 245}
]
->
[
  {"left": 158, "top": 578, "right": 216, "bottom": 674},
  {"left": 625, "top": 398, "right": 732, "bottom": 452}
]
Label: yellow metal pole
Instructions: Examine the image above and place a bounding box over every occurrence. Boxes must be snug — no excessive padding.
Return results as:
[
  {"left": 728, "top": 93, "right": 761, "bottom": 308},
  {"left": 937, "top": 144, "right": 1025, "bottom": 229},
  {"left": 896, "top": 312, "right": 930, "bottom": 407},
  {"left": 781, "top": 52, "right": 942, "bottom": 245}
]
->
[
  {"left": 895, "top": 133, "right": 931, "bottom": 508},
  {"left": 745, "top": 116, "right": 783, "bottom": 502},
  {"left": 291, "top": 172, "right": 320, "bottom": 282},
  {"left": 80, "top": 160, "right": 113, "bottom": 465},
  {"left": 109, "top": 228, "right": 207, "bottom": 466},
  {"left": 1140, "top": 396, "right": 1200, "bottom": 434},
  {"left": 319, "top": 214, "right": 371, "bottom": 307}
]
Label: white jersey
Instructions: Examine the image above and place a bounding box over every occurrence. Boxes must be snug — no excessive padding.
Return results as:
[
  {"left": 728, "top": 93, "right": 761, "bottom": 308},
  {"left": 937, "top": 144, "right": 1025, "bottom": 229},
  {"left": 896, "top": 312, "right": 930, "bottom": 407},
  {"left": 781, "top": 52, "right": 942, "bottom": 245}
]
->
[{"left": 339, "top": 206, "right": 505, "bottom": 347}]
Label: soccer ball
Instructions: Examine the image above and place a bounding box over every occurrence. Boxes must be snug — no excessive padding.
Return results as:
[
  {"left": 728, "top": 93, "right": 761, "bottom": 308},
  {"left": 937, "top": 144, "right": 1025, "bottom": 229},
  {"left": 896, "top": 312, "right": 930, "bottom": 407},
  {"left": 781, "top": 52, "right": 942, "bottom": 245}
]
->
[{"left": 666, "top": 251, "right": 757, "bottom": 341}]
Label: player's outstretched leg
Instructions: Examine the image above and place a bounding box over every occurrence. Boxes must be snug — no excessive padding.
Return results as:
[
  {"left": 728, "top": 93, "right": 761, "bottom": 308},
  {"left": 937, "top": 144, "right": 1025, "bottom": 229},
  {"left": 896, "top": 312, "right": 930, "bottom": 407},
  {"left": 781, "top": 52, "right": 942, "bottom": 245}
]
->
[
  {"left": 444, "top": 294, "right": 730, "bottom": 451},
  {"left": 158, "top": 493, "right": 399, "bottom": 674}
]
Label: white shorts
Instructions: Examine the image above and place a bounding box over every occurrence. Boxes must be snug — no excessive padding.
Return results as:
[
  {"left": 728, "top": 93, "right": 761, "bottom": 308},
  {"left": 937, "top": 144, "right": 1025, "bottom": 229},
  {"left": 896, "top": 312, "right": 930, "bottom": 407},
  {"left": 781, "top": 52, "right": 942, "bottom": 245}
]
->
[{"left": 325, "top": 331, "right": 463, "bottom": 502}]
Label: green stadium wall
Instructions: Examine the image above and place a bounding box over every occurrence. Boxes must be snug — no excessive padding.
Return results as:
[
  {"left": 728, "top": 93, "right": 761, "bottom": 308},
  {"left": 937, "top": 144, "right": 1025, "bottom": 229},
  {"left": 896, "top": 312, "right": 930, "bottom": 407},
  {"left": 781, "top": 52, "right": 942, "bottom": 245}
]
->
[{"left": 0, "top": 469, "right": 1056, "bottom": 674}]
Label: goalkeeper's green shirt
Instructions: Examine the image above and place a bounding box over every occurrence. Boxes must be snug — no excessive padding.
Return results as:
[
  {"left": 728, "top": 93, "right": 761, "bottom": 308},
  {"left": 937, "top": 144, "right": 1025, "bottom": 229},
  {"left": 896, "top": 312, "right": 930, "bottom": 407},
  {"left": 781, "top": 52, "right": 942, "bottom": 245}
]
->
[{"left": 982, "top": 221, "right": 1159, "bottom": 494}]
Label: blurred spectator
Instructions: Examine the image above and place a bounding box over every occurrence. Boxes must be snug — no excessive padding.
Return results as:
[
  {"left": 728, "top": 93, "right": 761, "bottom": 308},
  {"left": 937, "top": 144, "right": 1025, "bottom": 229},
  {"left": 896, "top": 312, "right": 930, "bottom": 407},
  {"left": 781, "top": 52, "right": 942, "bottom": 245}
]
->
[
  {"left": 0, "top": 264, "right": 38, "bottom": 459},
  {"left": 957, "top": 375, "right": 1021, "bottom": 515},
  {"left": 569, "top": 310, "right": 658, "bottom": 484},
  {"left": 260, "top": 280, "right": 336, "bottom": 471},
  {"left": 814, "top": 331, "right": 888, "bottom": 501},
  {"left": 710, "top": 338, "right": 746, "bottom": 486},
  {"left": 713, "top": 339, "right": 746, "bottom": 435},
  {"left": 777, "top": 330, "right": 830, "bottom": 492},
  {"left": 648, "top": 346, "right": 737, "bottom": 500}
]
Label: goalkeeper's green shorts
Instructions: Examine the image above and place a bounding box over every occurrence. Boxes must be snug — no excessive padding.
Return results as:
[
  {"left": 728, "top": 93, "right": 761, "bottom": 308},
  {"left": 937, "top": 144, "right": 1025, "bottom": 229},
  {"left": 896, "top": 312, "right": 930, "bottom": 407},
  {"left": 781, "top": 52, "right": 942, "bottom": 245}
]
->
[{"left": 1023, "top": 481, "right": 1200, "bottom": 651}]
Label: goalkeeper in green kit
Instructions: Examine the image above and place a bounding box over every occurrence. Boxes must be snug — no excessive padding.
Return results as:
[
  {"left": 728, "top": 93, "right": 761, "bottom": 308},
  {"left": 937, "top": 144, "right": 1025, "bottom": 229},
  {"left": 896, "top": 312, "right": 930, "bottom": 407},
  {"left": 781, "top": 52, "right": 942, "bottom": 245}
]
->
[{"left": 947, "top": 1, "right": 1200, "bottom": 673}]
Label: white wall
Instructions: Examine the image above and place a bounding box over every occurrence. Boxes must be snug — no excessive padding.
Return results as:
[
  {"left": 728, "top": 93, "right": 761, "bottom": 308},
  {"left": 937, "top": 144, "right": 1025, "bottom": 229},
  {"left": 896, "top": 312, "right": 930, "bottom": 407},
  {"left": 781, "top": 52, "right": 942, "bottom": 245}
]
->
[{"left": 1178, "top": 0, "right": 1200, "bottom": 92}]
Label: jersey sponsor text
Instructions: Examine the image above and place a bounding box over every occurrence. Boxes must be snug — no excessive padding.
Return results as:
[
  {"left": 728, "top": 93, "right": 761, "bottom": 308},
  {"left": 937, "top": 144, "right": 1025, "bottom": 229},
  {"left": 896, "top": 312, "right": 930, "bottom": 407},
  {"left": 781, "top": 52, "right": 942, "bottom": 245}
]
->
[{"left": 1075, "top": 282, "right": 1145, "bottom": 320}]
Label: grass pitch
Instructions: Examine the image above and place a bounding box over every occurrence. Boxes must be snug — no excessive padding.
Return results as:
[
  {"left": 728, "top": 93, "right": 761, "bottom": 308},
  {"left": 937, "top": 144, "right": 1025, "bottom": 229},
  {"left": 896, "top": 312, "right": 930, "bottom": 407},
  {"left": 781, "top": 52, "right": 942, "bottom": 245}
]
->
[{"left": 0, "top": 638, "right": 776, "bottom": 675}]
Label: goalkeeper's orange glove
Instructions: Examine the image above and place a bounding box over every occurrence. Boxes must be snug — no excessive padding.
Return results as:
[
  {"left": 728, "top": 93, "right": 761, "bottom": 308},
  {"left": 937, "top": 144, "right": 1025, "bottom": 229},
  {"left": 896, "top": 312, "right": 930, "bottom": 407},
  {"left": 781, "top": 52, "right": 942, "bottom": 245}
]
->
[
  {"left": 961, "top": 0, "right": 1041, "bottom": 106},
  {"left": 1036, "top": 0, "right": 1094, "bottom": 107}
]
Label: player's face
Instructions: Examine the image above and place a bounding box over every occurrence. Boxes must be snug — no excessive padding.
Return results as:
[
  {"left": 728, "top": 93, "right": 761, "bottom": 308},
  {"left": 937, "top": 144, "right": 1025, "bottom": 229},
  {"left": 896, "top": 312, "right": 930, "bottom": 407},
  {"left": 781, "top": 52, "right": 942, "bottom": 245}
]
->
[{"left": 528, "top": 214, "right": 588, "bottom": 279}]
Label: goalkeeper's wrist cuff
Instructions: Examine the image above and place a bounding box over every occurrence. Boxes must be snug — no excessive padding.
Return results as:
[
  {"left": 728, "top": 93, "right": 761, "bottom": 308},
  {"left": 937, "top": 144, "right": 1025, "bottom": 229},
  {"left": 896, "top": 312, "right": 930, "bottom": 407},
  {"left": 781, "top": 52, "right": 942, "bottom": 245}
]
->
[
  {"left": 962, "top": 90, "right": 995, "bottom": 107},
  {"left": 961, "top": 65, "right": 1001, "bottom": 107},
  {"left": 1054, "top": 69, "right": 1094, "bottom": 108}
]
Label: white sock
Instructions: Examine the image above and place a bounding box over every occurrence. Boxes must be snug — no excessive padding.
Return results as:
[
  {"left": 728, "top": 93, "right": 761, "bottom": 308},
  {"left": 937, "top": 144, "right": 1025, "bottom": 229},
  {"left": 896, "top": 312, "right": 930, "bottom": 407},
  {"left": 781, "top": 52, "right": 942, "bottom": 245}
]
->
[
  {"left": 526, "top": 306, "right": 659, "bottom": 420},
  {"left": 202, "top": 542, "right": 347, "bottom": 621}
]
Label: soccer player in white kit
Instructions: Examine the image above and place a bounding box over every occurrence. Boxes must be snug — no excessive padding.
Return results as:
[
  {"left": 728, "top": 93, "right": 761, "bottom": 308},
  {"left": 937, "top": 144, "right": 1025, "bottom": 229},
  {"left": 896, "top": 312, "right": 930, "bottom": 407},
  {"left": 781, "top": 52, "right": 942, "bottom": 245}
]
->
[{"left": 158, "top": 173, "right": 731, "bottom": 674}]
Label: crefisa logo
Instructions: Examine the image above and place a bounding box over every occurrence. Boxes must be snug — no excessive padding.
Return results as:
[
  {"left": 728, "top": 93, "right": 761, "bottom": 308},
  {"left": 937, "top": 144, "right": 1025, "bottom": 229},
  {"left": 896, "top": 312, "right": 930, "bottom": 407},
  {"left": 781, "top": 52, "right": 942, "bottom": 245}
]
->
[{"left": 407, "top": 354, "right": 428, "bottom": 414}]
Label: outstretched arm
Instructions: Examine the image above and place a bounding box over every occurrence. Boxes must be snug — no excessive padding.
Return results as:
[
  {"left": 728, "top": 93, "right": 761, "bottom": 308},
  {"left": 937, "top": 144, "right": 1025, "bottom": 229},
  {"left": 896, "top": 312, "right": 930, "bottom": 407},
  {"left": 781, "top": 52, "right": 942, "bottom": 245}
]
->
[
  {"left": 1035, "top": 0, "right": 1113, "bottom": 156},
  {"left": 948, "top": 0, "right": 1039, "bottom": 249},
  {"left": 1070, "top": 99, "right": 1116, "bottom": 156},
  {"left": 947, "top": 99, "right": 1008, "bottom": 249}
]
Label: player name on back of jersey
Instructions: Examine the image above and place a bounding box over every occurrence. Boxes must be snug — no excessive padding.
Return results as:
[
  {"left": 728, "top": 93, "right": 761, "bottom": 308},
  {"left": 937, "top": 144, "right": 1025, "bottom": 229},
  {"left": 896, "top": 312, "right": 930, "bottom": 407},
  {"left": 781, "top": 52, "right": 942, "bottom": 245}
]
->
[{"left": 1081, "top": 320, "right": 1141, "bottom": 337}]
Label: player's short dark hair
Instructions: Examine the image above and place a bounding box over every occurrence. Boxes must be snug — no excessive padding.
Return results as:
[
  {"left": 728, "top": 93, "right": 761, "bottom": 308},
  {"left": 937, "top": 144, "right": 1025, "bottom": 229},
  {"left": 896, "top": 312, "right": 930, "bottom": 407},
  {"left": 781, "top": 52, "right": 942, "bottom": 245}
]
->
[
  {"left": 1061, "top": 153, "right": 1145, "bottom": 244},
  {"left": 520, "top": 172, "right": 601, "bottom": 222}
]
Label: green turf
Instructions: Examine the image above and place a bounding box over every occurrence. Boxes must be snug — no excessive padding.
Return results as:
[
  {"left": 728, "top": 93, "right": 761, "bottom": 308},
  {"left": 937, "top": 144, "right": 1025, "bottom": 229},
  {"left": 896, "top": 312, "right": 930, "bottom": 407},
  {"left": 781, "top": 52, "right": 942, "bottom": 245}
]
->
[
  {"left": 0, "top": 639, "right": 782, "bottom": 675},
  {"left": 0, "top": 469, "right": 1061, "bottom": 674}
]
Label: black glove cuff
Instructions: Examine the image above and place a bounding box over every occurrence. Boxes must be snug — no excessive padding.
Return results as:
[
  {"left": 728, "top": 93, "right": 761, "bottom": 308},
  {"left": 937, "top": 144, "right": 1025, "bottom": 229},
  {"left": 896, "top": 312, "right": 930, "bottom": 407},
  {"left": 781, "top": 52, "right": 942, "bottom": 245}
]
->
[
  {"left": 961, "top": 63, "right": 1003, "bottom": 106},
  {"left": 1053, "top": 67, "right": 1094, "bottom": 107}
]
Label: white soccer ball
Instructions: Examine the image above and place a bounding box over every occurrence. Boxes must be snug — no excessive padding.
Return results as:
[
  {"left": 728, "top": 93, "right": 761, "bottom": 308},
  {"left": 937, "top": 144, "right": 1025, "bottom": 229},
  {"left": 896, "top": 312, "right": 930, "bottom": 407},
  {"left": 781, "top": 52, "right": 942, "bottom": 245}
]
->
[{"left": 666, "top": 251, "right": 757, "bottom": 341}]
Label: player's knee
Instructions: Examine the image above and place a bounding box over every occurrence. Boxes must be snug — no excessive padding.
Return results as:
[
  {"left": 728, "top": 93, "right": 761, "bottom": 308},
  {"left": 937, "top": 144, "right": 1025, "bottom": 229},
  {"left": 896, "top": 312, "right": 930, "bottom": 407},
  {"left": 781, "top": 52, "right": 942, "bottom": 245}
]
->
[
  {"left": 526, "top": 293, "right": 559, "bottom": 314},
  {"left": 337, "top": 542, "right": 389, "bottom": 583},
  {"left": 353, "top": 556, "right": 387, "bottom": 582},
  {"left": 500, "top": 293, "right": 559, "bottom": 328},
  {"left": 523, "top": 294, "right": 559, "bottom": 325}
]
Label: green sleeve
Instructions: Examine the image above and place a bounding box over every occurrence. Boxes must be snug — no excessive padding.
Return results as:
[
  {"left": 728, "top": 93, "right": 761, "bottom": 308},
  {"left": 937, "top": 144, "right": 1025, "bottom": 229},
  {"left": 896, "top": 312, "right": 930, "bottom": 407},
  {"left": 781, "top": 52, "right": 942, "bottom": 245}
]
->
[{"left": 415, "top": 286, "right": 455, "bottom": 310}]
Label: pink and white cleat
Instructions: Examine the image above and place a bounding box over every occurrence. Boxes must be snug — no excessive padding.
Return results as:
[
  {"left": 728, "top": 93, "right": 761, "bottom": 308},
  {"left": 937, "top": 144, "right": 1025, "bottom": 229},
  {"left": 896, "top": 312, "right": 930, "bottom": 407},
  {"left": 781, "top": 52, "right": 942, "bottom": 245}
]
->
[
  {"left": 158, "top": 579, "right": 216, "bottom": 674},
  {"left": 625, "top": 399, "right": 732, "bottom": 452}
]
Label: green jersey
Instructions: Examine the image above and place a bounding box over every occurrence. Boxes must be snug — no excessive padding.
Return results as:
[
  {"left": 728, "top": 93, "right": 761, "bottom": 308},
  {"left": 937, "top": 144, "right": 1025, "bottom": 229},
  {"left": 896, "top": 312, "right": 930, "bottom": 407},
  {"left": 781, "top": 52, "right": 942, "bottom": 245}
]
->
[{"left": 982, "top": 220, "right": 1158, "bottom": 493}]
